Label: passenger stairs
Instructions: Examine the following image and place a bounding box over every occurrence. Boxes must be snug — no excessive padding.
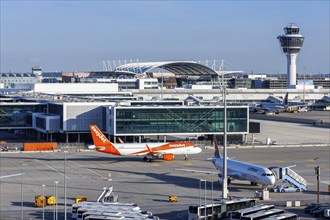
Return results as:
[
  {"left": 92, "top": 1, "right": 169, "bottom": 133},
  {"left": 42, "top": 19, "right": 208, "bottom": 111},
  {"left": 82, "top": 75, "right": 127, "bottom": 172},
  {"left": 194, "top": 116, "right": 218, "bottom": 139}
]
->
[
  {"left": 270, "top": 166, "right": 307, "bottom": 192},
  {"left": 96, "top": 186, "right": 118, "bottom": 202}
]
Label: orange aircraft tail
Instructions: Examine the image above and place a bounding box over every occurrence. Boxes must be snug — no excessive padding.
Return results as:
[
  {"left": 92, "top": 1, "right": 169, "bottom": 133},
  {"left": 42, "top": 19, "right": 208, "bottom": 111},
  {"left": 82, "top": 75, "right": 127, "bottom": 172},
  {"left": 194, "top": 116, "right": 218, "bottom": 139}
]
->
[{"left": 89, "top": 125, "right": 121, "bottom": 156}]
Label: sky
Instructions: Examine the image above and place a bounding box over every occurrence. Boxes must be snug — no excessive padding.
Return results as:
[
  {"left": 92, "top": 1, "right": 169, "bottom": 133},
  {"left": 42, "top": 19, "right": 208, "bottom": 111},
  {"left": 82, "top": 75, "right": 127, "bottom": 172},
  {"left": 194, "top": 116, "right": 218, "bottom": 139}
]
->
[{"left": 0, "top": 0, "right": 329, "bottom": 74}]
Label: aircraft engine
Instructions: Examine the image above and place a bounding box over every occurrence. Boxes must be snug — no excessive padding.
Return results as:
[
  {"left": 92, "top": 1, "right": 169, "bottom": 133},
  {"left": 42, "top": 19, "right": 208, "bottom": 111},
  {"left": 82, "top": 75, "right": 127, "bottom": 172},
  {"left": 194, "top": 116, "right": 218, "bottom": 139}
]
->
[{"left": 163, "top": 154, "right": 174, "bottom": 161}]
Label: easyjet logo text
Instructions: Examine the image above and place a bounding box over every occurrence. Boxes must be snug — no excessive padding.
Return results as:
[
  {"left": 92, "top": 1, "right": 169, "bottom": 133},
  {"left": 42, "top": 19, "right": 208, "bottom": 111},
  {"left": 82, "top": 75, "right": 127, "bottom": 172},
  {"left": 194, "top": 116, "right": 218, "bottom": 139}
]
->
[
  {"left": 91, "top": 126, "right": 107, "bottom": 143},
  {"left": 169, "top": 143, "right": 186, "bottom": 148}
]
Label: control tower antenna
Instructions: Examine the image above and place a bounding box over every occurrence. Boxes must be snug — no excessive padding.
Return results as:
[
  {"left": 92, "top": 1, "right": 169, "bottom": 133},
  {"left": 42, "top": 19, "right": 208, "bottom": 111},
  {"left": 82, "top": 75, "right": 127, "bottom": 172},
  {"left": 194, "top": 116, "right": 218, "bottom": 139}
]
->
[{"left": 277, "top": 23, "right": 304, "bottom": 88}]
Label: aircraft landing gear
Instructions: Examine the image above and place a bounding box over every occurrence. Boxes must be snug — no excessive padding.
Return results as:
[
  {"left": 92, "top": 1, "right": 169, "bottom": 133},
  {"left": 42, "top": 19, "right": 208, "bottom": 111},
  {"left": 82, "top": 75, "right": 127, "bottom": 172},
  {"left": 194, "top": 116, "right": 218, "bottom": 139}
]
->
[
  {"left": 184, "top": 154, "right": 188, "bottom": 161},
  {"left": 143, "top": 156, "right": 154, "bottom": 162}
]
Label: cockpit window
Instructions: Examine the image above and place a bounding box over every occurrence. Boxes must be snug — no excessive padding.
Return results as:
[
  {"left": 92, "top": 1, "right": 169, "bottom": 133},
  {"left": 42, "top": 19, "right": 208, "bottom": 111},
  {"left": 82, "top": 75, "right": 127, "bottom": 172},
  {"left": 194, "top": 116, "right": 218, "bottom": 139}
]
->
[{"left": 262, "top": 173, "right": 274, "bottom": 176}]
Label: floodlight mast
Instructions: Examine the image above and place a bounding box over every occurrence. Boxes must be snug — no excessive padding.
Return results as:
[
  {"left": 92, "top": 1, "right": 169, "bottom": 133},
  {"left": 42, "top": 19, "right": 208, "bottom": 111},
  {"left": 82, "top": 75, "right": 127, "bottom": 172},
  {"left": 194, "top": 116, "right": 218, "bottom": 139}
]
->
[
  {"left": 218, "top": 61, "right": 228, "bottom": 199},
  {"left": 222, "top": 86, "right": 228, "bottom": 199}
]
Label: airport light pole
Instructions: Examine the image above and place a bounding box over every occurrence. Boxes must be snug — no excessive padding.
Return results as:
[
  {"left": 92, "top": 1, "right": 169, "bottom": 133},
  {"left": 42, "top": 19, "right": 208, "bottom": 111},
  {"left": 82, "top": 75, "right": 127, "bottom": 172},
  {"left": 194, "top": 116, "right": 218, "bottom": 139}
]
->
[
  {"left": 218, "top": 63, "right": 228, "bottom": 199},
  {"left": 20, "top": 163, "right": 27, "bottom": 220},
  {"left": 315, "top": 165, "right": 320, "bottom": 203},
  {"left": 64, "top": 148, "right": 68, "bottom": 220},
  {"left": 54, "top": 181, "right": 59, "bottom": 220},
  {"left": 303, "top": 67, "right": 306, "bottom": 103},
  {"left": 42, "top": 184, "right": 45, "bottom": 220},
  {"left": 199, "top": 179, "right": 201, "bottom": 208},
  {"left": 222, "top": 87, "right": 228, "bottom": 199},
  {"left": 204, "top": 180, "right": 207, "bottom": 220},
  {"left": 211, "top": 166, "right": 214, "bottom": 215},
  {"left": 199, "top": 179, "right": 206, "bottom": 220}
]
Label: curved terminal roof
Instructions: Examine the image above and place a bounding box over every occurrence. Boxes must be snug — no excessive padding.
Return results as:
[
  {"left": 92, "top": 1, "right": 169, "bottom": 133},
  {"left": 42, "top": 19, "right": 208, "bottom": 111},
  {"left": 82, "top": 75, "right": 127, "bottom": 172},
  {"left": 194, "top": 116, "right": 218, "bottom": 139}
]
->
[{"left": 115, "top": 61, "right": 218, "bottom": 76}]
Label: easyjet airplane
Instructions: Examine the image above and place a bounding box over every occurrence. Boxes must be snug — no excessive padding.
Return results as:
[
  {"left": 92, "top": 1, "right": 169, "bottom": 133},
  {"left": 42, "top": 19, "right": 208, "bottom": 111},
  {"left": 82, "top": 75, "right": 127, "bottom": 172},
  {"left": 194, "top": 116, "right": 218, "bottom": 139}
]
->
[{"left": 89, "top": 125, "right": 202, "bottom": 161}]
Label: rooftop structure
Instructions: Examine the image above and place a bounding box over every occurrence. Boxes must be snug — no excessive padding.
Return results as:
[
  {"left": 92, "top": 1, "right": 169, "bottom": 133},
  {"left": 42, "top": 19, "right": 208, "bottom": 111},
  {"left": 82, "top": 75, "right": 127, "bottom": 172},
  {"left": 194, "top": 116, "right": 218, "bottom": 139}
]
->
[
  {"left": 0, "top": 73, "right": 40, "bottom": 88},
  {"left": 32, "top": 65, "right": 42, "bottom": 76},
  {"left": 115, "top": 61, "right": 218, "bottom": 76}
]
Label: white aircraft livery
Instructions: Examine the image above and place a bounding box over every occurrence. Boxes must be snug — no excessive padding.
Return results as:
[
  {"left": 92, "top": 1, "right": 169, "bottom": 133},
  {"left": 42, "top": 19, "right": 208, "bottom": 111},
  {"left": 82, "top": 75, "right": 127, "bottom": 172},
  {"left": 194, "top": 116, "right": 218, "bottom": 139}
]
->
[
  {"left": 176, "top": 136, "right": 275, "bottom": 188},
  {"left": 212, "top": 138, "right": 275, "bottom": 187},
  {"left": 90, "top": 125, "right": 202, "bottom": 161}
]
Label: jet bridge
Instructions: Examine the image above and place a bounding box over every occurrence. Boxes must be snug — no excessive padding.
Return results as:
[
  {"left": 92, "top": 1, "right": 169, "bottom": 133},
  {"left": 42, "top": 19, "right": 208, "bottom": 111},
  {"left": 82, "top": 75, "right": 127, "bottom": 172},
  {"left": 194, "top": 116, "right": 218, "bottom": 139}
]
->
[{"left": 269, "top": 166, "right": 307, "bottom": 192}]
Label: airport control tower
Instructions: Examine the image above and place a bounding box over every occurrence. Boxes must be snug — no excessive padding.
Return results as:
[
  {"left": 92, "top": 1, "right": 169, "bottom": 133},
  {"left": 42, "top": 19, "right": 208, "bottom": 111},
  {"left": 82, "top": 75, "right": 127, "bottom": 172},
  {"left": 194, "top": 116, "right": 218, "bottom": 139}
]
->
[{"left": 277, "top": 24, "right": 304, "bottom": 88}]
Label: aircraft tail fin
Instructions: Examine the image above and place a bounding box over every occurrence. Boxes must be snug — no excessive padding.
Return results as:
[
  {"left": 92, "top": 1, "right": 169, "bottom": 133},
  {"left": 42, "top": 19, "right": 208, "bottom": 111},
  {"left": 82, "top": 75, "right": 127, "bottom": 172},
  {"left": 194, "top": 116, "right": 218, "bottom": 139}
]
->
[
  {"left": 90, "top": 125, "right": 121, "bottom": 156},
  {"left": 213, "top": 135, "right": 221, "bottom": 158},
  {"left": 283, "top": 92, "right": 289, "bottom": 105}
]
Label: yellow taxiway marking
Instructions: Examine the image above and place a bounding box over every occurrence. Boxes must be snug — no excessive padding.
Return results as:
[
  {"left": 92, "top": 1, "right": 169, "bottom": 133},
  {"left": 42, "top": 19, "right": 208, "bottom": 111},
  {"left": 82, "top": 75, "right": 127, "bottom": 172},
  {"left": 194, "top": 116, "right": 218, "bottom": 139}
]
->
[
  {"left": 184, "top": 162, "right": 192, "bottom": 166},
  {"left": 152, "top": 163, "right": 159, "bottom": 167},
  {"left": 275, "top": 160, "right": 284, "bottom": 163},
  {"left": 306, "top": 164, "right": 315, "bottom": 167}
]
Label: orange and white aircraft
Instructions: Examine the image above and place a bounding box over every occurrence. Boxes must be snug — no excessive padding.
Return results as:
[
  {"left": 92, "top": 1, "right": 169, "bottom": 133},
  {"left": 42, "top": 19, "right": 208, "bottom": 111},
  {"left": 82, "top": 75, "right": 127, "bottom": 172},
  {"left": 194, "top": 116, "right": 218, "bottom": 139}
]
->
[{"left": 90, "top": 125, "right": 202, "bottom": 161}]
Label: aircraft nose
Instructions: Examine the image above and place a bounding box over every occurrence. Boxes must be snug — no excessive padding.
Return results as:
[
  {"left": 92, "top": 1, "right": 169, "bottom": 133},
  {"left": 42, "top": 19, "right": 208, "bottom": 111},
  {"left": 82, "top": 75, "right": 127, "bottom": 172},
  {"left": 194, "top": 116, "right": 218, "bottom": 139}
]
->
[
  {"left": 195, "top": 147, "right": 202, "bottom": 153},
  {"left": 269, "top": 176, "right": 276, "bottom": 185}
]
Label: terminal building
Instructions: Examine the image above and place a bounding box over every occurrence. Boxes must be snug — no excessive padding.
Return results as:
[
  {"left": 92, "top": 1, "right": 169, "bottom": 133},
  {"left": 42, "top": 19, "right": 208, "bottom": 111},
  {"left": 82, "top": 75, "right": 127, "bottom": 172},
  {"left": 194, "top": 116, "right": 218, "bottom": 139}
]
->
[
  {"left": 1, "top": 61, "right": 329, "bottom": 144},
  {"left": 0, "top": 91, "right": 249, "bottom": 144},
  {"left": 0, "top": 62, "right": 250, "bottom": 144}
]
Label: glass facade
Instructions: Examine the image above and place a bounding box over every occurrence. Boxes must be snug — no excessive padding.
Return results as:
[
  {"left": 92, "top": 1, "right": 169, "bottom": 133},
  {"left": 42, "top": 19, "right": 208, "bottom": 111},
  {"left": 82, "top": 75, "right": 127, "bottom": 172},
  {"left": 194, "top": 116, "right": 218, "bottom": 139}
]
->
[
  {"left": 48, "top": 103, "right": 64, "bottom": 129},
  {"left": 36, "top": 117, "right": 46, "bottom": 129},
  {"left": 0, "top": 104, "right": 46, "bottom": 127},
  {"left": 279, "top": 37, "right": 304, "bottom": 48},
  {"left": 114, "top": 107, "right": 248, "bottom": 135}
]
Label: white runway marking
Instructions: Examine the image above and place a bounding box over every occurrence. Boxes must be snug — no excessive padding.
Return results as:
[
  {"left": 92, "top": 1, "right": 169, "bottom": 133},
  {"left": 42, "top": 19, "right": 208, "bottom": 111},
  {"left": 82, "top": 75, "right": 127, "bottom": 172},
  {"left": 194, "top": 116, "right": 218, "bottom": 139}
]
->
[
  {"left": 34, "top": 159, "right": 71, "bottom": 180},
  {"left": 321, "top": 180, "right": 330, "bottom": 185},
  {"left": 69, "top": 160, "right": 108, "bottom": 180},
  {"left": 0, "top": 173, "right": 23, "bottom": 179}
]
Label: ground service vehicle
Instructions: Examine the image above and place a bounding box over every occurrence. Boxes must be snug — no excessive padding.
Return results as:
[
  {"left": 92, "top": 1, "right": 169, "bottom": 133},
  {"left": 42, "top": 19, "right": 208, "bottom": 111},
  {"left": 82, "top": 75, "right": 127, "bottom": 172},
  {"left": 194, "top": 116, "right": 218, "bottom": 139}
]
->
[
  {"left": 85, "top": 216, "right": 124, "bottom": 220},
  {"left": 72, "top": 203, "right": 139, "bottom": 220},
  {"left": 262, "top": 213, "right": 299, "bottom": 220},
  {"left": 188, "top": 198, "right": 255, "bottom": 220},
  {"left": 309, "top": 204, "right": 330, "bottom": 215},
  {"left": 76, "top": 207, "right": 141, "bottom": 220},
  {"left": 81, "top": 212, "right": 121, "bottom": 220},
  {"left": 0, "top": 146, "right": 9, "bottom": 151},
  {"left": 240, "top": 209, "right": 285, "bottom": 220},
  {"left": 230, "top": 204, "right": 275, "bottom": 219},
  {"left": 324, "top": 209, "right": 330, "bottom": 218},
  {"left": 313, "top": 206, "right": 330, "bottom": 217}
]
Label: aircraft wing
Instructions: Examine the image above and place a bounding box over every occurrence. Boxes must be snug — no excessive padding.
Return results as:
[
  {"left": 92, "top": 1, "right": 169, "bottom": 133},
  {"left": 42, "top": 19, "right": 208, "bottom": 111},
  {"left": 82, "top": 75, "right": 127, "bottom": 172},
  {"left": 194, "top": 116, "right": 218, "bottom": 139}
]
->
[
  {"left": 174, "top": 168, "right": 218, "bottom": 175},
  {"left": 175, "top": 167, "right": 260, "bottom": 185},
  {"left": 227, "top": 171, "right": 243, "bottom": 180},
  {"left": 175, "top": 168, "right": 243, "bottom": 183}
]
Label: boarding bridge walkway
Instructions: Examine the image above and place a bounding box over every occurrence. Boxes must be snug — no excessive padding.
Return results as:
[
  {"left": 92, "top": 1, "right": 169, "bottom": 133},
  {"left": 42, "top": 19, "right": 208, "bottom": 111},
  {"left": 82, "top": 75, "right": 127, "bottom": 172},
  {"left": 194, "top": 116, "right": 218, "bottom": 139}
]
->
[{"left": 270, "top": 166, "right": 307, "bottom": 192}]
